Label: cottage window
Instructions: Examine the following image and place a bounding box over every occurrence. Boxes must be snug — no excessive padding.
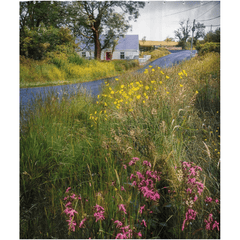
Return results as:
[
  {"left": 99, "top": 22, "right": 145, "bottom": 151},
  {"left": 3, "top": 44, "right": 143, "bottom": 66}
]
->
[
  {"left": 120, "top": 52, "right": 125, "bottom": 59},
  {"left": 82, "top": 52, "right": 86, "bottom": 58}
]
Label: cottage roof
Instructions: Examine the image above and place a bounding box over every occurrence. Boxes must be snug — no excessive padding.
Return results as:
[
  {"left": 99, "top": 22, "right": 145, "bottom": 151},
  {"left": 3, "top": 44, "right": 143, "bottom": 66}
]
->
[{"left": 76, "top": 35, "right": 139, "bottom": 51}]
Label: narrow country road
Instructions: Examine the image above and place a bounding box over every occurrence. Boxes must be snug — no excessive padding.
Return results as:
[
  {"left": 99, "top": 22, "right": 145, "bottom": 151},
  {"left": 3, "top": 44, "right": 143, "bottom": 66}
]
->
[{"left": 20, "top": 50, "right": 197, "bottom": 122}]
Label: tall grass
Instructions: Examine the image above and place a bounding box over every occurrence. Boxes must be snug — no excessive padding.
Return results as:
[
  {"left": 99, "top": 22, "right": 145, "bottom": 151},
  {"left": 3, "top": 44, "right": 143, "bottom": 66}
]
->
[
  {"left": 20, "top": 52, "right": 220, "bottom": 238},
  {"left": 20, "top": 55, "right": 140, "bottom": 88}
]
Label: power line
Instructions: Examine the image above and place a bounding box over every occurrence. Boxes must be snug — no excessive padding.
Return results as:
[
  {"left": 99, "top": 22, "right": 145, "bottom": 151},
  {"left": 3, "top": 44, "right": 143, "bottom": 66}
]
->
[
  {"left": 196, "top": 2, "right": 220, "bottom": 20},
  {"left": 197, "top": 16, "right": 220, "bottom": 22},
  {"left": 163, "top": 1, "right": 213, "bottom": 17}
]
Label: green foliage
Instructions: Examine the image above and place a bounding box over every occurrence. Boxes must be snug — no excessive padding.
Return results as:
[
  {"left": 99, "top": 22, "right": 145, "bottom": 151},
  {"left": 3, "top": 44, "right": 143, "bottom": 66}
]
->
[
  {"left": 20, "top": 53, "right": 220, "bottom": 238},
  {"left": 204, "top": 28, "right": 220, "bottom": 43},
  {"left": 196, "top": 42, "right": 220, "bottom": 56},
  {"left": 20, "top": 25, "right": 77, "bottom": 60}
]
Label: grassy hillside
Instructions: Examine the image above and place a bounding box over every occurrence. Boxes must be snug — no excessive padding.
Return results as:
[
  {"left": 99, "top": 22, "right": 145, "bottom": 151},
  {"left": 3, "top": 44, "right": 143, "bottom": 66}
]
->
[{"left": 20, "top": 52, "right": 220, "bottom": 239}]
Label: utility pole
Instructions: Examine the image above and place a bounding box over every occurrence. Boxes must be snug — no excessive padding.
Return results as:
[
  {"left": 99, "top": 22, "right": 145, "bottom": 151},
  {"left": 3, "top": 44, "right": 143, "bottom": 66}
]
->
[{"left": 191, "top": 19, "right": 195, "bottom": 57}]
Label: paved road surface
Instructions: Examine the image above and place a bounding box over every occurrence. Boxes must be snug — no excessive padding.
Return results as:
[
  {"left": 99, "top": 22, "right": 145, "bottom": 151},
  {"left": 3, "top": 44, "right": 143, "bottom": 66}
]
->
[{"left": 20, "top": 50, "right": 197, "bottom": 122}]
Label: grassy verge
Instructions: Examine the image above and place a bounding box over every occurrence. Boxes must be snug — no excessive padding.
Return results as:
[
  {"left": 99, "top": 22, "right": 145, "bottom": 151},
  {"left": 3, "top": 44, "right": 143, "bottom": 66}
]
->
[
  {"left": 20, "top": 52, "right": 220, "bottom": 239},
  {"left": 20, "top": 55, "right": 143, "bottom": 88},
  {"left": 139, "top": 48, "right": 171, "bottom": 60}
]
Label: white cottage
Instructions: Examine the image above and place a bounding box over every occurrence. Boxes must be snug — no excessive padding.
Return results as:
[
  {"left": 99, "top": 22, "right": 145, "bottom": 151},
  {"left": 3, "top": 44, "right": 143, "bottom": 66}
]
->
[{"left": 76, "top": 35, "right": 139, "bottom": 60}]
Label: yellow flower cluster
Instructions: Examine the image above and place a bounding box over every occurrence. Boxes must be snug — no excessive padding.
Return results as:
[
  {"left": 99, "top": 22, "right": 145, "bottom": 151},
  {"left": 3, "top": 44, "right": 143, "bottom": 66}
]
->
[{"left": 88, "top": 66, "right": 188, "bottom": 126}]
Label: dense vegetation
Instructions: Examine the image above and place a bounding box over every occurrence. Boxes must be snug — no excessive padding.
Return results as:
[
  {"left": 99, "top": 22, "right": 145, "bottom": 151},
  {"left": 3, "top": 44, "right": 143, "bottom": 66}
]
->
[{"left": 20, "top": 51, "right": 220, "bottom": 239}]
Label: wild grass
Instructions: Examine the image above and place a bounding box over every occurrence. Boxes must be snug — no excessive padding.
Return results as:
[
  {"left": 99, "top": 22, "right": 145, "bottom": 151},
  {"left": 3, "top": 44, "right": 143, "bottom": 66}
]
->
[
  {"left": 20, "top": 55, "right": 140, "bottom": 88},
  {"left": 20, "top": 52, "right": 220, "bottom": 239},
  {"left": 139, "top": 48, "right": 171, "bottom": 60}
]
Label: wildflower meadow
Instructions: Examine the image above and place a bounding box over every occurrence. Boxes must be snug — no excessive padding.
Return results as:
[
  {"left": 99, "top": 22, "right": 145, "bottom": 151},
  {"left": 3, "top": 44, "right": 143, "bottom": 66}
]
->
[{"left": 20, "top": 52, "right": 220, "bottom": 239}]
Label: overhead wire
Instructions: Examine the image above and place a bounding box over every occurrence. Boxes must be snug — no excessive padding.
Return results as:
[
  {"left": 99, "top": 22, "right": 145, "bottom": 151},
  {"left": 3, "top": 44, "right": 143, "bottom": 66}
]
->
[
  {"left": 195, "top": 2, "right": 220, "bottom": 20},
  {"left": 163, "top": 1, "right": 213, "bottom": 17},
  {"left": 197, "top": 16, "right": 220, "bottom": 22}
]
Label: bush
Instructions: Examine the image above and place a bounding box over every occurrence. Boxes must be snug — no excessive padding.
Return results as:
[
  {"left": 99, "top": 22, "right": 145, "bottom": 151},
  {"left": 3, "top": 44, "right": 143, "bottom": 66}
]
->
[{"left": 196, "top": 42, "right": 220, "bottom": 56}]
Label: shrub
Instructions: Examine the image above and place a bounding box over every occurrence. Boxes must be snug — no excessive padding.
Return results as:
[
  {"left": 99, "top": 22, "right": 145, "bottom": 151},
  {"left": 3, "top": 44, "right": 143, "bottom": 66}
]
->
[{"left": 196, "top": 42, "right": 220, "bottom": 56}]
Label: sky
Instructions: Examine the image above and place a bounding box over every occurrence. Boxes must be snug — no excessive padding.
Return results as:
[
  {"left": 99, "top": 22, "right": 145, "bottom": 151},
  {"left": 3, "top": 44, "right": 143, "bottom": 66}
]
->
[{"left": 126, "top": 0, "right": 220, "bottom": 41}]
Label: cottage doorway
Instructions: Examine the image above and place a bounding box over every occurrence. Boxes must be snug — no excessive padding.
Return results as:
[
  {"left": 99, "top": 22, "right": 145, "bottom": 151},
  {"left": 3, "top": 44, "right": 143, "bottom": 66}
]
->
[{"left": 106, "top": 52, "right": 112, "bottom": 61}]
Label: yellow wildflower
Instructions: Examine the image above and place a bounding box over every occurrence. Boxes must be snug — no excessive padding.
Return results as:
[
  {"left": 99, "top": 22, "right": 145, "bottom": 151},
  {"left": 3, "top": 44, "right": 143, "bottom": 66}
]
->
[
  {"left": 166, "top": 91, "right": 169, "bottom": 94},
  {"left": 111, "top": 91, "right": 114, "bottom": 94},
  {"left": 166, "top": 76, "right": 169, "bottom": 79},
  {"left": 159, "top": 81, "right": 162, "bottom": 84},
  {"left": 152, "top": 68, "right": 155, "bottom": 72},
  {"left": 115, "top": 78, "right": 119, "bottom": 81},
  {"left": 149, "top": 65, "right": 153, "bottom": 68},
  {"left": 180, "top": 84, "right": 183, "bottom": 87},
  {"left": 143, "top": 100, "right": 145, "bottom": 103},
  {"left": 129, "top": 109, "right": 133, "bottom": 112},
  {"left": 137, "top": 95, "right": 141, "bottom": 99},
  {"left": 121, "top": 85, "right": 124, "bottom": 89},
  {"left": 145, "top": 86, "right": 149, "bottom": 90},
  {"left": 161, "top": 71, "right": 164, "bottom": 75},
  {"left": 196, "top": 90, "right": 199, "bottom": 94}
]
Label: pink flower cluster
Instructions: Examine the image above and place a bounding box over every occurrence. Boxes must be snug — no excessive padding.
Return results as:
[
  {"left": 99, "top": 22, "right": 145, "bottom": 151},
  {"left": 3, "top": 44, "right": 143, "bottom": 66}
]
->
[
  {"left": 128, "top": 160, "right": 161, "bottom": 202},
  {"left": 128, "top": 157, "right": 140, "bottom": 166},
  {"left": 182, "top": 209, "right": 198, "bottom": 231},
  {"left": 178, "top": 162, "right": 205, "bottom": 231},
  {"left": 204, "top": 213, "right": 220, "bottom": 231},
  {"left": 114, "top": 220, "right": 142, "bottom": 239},
  {"left": 93, "top": 204, "right": 105, "bottom": 222},
  {"left": 63, "top": 190, "right": 79, "bottom": 232}
]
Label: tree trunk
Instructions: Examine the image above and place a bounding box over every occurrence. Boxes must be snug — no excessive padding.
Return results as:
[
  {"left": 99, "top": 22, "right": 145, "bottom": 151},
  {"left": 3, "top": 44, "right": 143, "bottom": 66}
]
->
[{"left": 94, "top": 30, "right": 101, "bottom": 60}]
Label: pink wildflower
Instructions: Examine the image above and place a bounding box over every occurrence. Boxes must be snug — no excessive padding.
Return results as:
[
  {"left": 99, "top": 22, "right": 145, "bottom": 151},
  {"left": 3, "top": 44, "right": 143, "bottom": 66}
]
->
[
  {"left": 194, "top": 195, "right": 198, "bottom": 202},
  {"left": 205, "top": 196, "right": 213, "bottom": 203},
  {"left": 65, "top": 201, "right": 72, "bottom": 208},
  {"left": 130, "top": 174, "right": 136, "bottom": 180},
  {"left": 121, "top": 186, "right": 126, "bottom": 191},
  {"left": 215, "top": 199, "right": 219, "bottom": 203},
  {"left": 66, "top": 218, "right": 76, "bottom": 231},
  {"left": 132, "top": 181, "right": 137, "bottom": 187},
  {"left": 94, "top": 204, "right": 105, "bottom": 212},
  {"left": 115, "top": 233, "right": 124, "bottom": 239},
  {"left": 66, "top": 187, "right": 71, "bottom": 193},
  {"left": 143, "top": 160, "right": 151, "bottom": 167},
  {"left": 141, "top": 219, "right": 147, "bottom": 228},
  {"left": 118, "top": 204, "right": 127, "bottom": 214},
  {"left": 63, "top": 196, "right": 69, "bottom": 201},
  {"left": 129, "top": 160, "right": 135, "bottom": 166},
  {"left": 132, "top": 157, "right": 140, "bottom": 162},
  {"left": 212, "top": 221, "right": 220, "bottom": 231},
  {"left": 68, "top": 209, "right": 78, "bottom": 217},
  {"left": 70, "top": 193, "right": 77, "bottom": 199},
  {"left": 94, "top": 211, "right": 105, "bottom": 222},
  {"left": 186, "top": 188, "right": 192, "bottom": 194},
  {"left": 123, "top": 164, "right": 127, "bottom": 169},
  {"left": 139, "top": 205, "right": 145, "bottom": 214},
  {"left": 136, "top": 171, "right": 145, "bottom": 180},
  {"left": 204, "top": 219, "right": 211, "bottom": 230},
  {"left": 79, "top": 217, "right": 87, "bottom": 228},
  {"left": 137, "top": 231, "right": 142, "bottom": 237},
  {"left": 114, "top": 220, "right": 123, "bottom": 228}
]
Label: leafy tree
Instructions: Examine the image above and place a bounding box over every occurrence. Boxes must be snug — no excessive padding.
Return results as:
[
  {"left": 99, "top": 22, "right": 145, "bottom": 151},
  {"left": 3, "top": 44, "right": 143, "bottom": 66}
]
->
[
  {"left": 20, "top": 25, "right": 77, "bottom": 60},
  {"left": 164, "top": 36, "right": 174, "bottom": 42},
  {"left": 66, "top": 1, "right": 145, "bottom": 60},
  {"left": 204, "top": 28, "right": 220, "bottom": 43},
  {"left": 20, "top": 1, "right": 70, "bottom": 58},
  {"left": 193, "top": 22, "right": 206, "bottom": 45},
  {"left": 174, "top": 19, "right": 191, "bottom": 49}
]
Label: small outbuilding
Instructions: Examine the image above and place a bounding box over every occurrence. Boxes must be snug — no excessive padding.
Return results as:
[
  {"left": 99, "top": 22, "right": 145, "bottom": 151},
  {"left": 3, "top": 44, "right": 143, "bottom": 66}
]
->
[{"left": 75, "top": 35, "right": 139, "bottom": 60}]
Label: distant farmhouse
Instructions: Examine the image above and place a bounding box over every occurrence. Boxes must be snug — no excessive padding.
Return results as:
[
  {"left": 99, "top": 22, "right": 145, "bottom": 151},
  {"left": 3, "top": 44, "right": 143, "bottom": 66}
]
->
[
  {"left": 76, "top": 35, "right": 139, "bottom": 61},
  {"left": 139, "top": 40, "right": 181, "bottom": 51}
]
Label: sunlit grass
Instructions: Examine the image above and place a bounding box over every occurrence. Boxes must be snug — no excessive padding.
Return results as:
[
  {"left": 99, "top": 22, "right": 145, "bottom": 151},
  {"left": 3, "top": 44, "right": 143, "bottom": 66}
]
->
[{"left": 20, "top": 52, "right": 220, "bottom": 239}]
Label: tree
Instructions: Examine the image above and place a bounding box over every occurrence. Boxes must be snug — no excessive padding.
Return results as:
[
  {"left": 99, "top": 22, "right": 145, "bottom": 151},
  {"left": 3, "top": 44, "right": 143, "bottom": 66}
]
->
[
  {"left": 164, "top": 36, "right": 174, "bottom": 42},
  {"left": 193, "top": 22, "right": 206, "bottom": 45},
  {"left": 174, "top": 19, "right": 191, "bottom": 49},
  {"left": 204, "top": 28, "right": 220, "bottom": 43},
  {"left": 67, "top": 1, "right": 145, "bottom": 60},
  {"left": 20, "top": 1, "right": 69, "bottom": 57}
]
